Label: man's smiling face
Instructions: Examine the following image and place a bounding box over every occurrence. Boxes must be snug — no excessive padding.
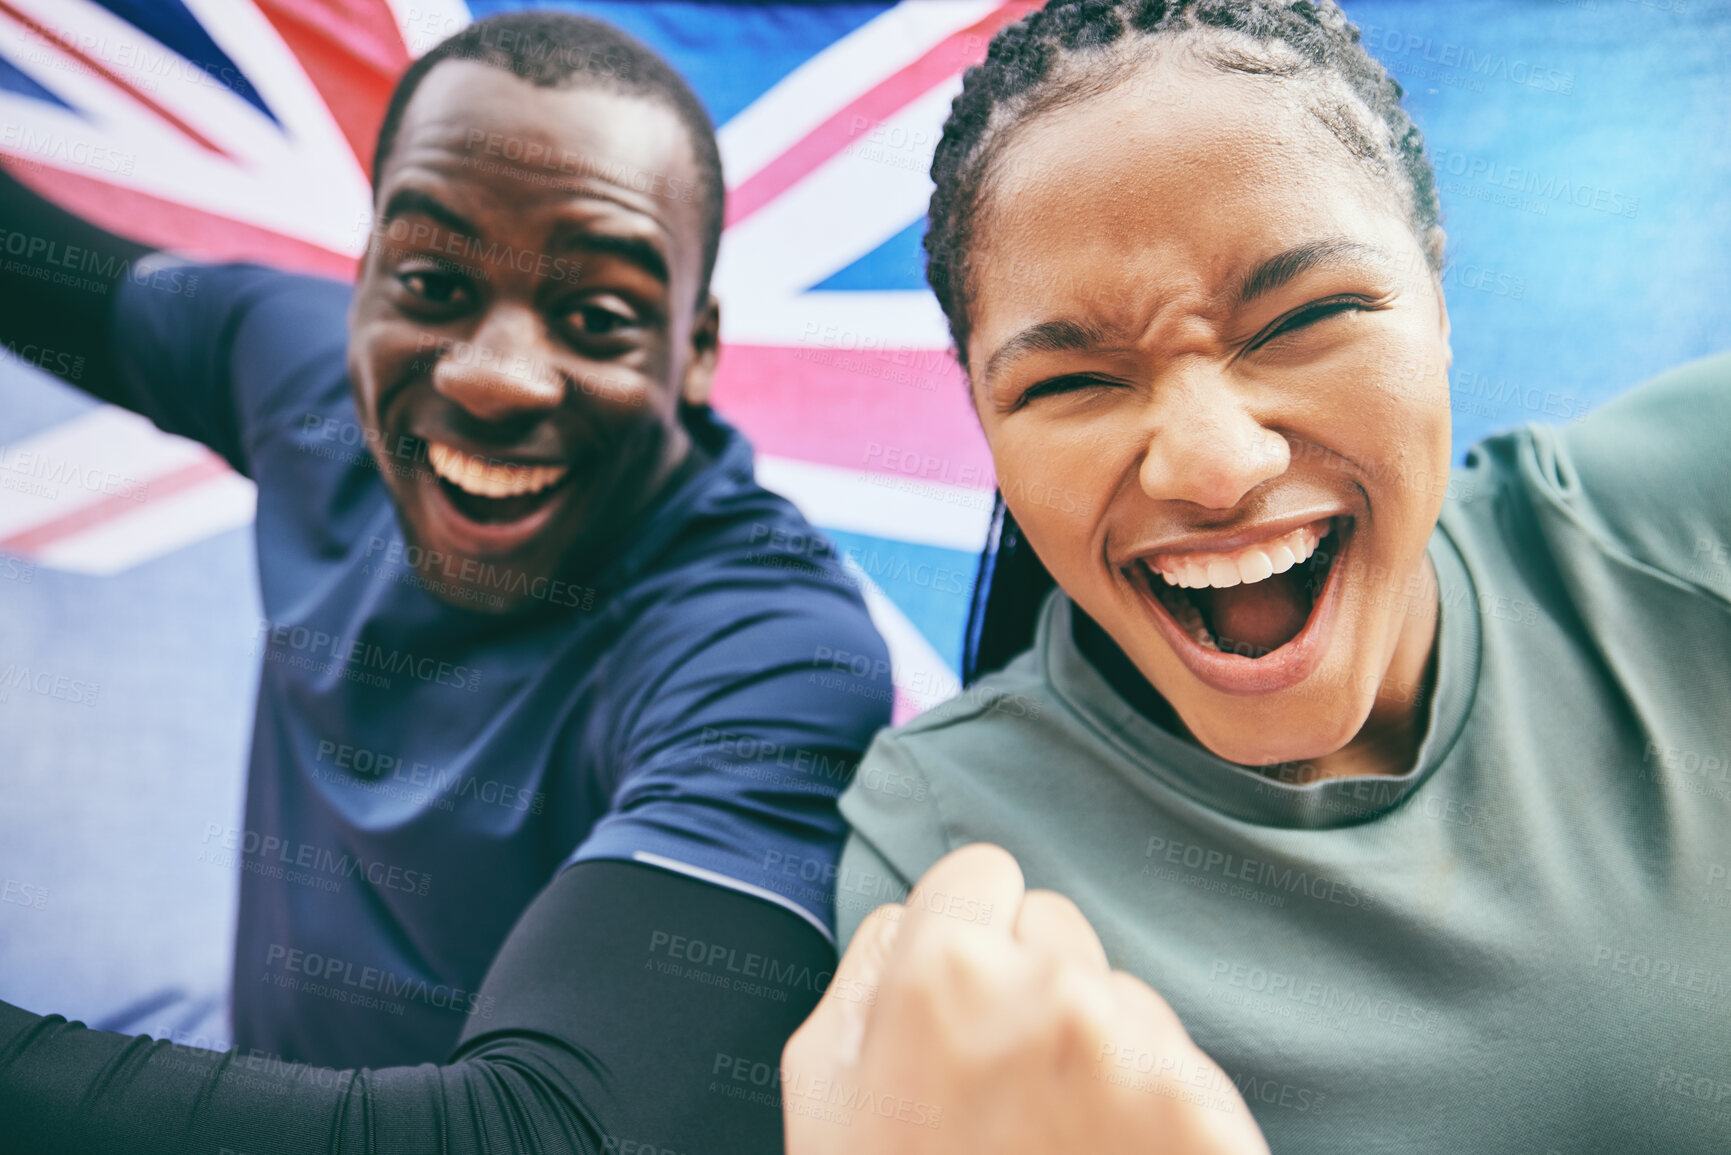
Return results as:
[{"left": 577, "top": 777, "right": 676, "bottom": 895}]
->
[{"left": 348, "top": 61, "right": 717, "bottom": 612}]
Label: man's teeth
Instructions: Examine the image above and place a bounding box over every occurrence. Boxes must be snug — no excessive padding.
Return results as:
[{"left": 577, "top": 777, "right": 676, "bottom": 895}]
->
[
  {"left": 1152, "top": 522, "right": 1325, "bottom": 590},
  {"left": 426, "top": 441, "right": 568, "bottom": 499}
]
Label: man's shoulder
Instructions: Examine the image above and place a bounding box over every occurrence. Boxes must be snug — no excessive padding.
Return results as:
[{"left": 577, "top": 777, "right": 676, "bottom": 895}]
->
[
  {"left": 151, "top": 261, "right": 352, "bottom": 411},
  {"left": 633, "top": 428, "right": 880, "bottom": 631},
  {"left": 594, "top": 447, "right": 888, "bottom": 727},
  {"left": 118, "top": 260, "right": 351, "bottom": 334}
]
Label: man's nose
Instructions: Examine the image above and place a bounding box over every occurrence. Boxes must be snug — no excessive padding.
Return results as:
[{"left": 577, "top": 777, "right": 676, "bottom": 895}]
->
[
  {"left": 1135, "top": 368, "right": 1290, "bottom": 510},
  {"left": 431, "top": 306, "right": 565, "bottom": 422}
]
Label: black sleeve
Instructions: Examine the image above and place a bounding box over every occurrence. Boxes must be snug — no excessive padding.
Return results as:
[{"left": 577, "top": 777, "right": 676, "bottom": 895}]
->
[
  {"left": 0, "top": 164, "right": 152, "bottom": 406},
  {"left": 0, "top": 859, "right": 832, "bottom": 1154}
]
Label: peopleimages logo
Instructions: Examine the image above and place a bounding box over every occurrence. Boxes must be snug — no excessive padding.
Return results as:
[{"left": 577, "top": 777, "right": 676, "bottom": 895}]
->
[
  {"left": 0, "top": 664, "right": 99, "bottom": 707},
  {"left": 202, "top": 824, "right": 431, "bottom": 897},
  {"left": 1430, "top": 147, "right": 1640, "bottom": 218},
  {"left": 263, "top": 944, "right": 494, "bottom": 1018},
  {"left": 1144, "top": 836, "right": 1375, "bottom": 911},
  {"left": 254, "top": 618, "right": 481, "bottom": 692},
  {"left": 362, "top": 538, "right": 597, "bottom": 611}
]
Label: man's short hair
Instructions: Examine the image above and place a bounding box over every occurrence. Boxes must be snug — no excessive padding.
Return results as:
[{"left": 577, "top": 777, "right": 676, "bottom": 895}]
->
[{"left": 373, "top": 11, "right": 725, "bottom": 302}]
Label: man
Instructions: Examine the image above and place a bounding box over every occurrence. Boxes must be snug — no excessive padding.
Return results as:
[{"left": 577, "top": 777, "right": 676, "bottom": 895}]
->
[{"left": 0, "top": 12, "right": 889, "bottom": 1152}]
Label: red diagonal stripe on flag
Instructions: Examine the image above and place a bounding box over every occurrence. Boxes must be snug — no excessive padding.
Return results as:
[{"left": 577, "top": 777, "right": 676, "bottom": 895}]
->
[
  {"left": 723, "top": 1, "right": 1035, "bottom": 228},
  {"left": 0, "top": 0, "right": 231, "bottom": 157},
  {"left": 0, "top": 454, "right": 233, "bottom": 554},
  {"left": 0, "top": 157, "right": 357, "bottom": 278},
  {"left": 713, "top": 344, "right": 991, "bottom": 481},
  {"left": 255, "top": 0, "right": 409, "bottom": 180}
]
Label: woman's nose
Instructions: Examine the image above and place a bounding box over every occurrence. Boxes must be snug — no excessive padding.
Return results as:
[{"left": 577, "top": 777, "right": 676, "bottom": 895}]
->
[{"left": 1135, "top": 371, "right": 1290, "bottom": 510}]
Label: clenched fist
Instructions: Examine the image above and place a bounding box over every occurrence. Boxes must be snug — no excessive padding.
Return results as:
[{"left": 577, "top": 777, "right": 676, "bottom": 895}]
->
[{"left": 782, "top": 844, "right": 1269, "bottom": 1155}]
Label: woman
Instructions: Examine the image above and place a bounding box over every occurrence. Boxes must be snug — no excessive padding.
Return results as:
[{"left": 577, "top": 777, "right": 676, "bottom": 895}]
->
[{"left": 814, "top": 1, "right": 1731, "bottom": 1151}]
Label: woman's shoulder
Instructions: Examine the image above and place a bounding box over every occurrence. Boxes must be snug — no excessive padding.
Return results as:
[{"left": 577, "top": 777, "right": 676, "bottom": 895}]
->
[
  {"left": 840, "top": 615, "right": 1072, "bottom": 823},
  {"left": 846, "top": 652, "right": 1055, "bottom": 809},
  {"left": 898, "top": 652, "right": 1056, "bottom": 740},
  {"left": 1452, "top": 351, "right": 1731, "bottom": 602},
  {"left": 836, "top": 626, "right": 1080, "bottom": 946}
]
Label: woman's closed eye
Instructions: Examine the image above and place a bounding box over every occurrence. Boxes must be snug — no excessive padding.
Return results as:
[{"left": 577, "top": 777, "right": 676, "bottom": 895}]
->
[
  {"left": 1247, "top": 294, "right": 1385, "bottom": 352},
  {"left": 1014, "top": 372, "right": 1127, "bottom": 410}
]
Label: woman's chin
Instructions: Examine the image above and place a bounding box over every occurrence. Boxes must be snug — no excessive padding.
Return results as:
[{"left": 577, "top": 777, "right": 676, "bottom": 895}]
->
[{"left": 1181, "top": 702, "right": 1371, "bottom": 777}]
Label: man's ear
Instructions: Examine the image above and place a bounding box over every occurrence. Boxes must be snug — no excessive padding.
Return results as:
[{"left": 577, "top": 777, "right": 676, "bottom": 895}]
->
[{"left": 681, "top": 293, "right": 721, "bottom": 406}]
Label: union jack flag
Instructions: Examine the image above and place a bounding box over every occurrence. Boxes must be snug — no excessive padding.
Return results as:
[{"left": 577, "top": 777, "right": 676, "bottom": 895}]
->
[{"left": 0, "top": 0, "right": 1035, "bottom": 718}]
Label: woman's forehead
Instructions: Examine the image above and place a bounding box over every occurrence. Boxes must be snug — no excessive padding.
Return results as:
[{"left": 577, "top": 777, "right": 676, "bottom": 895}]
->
[
  {"left": 967, "top": 69, "right": 1411, "bottom": 314},
  {"left": 986, "top": 67, "right": 1389, "bottom": 234}
]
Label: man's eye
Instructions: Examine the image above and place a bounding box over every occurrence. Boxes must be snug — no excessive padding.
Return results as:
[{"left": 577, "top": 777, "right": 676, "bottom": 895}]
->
[
  {"left": 567, "top": 302, "right": 637, "bottom": 337},
  {"left": 578, "top": 306, "right": 628, "bottom": 333},
  {"left": 399, "top": 270, "right": 470, "bottom": 307}
]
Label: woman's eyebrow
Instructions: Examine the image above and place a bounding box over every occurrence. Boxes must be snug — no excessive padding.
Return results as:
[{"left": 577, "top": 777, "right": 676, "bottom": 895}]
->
[{"left": 1234, "top": 238, "right": 1394, "bottom": 309}]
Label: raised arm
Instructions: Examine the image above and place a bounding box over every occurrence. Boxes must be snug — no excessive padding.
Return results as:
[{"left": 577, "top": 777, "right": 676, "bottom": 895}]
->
[
  {"left": 784, "top": 845, "right": 1271, "bottom": 1155},
  {"left": 1, "top": 858, "right": 830, "bottom": 1154},
  {"left": 0, "top": 165, "right": 152, "bottom": 406}
]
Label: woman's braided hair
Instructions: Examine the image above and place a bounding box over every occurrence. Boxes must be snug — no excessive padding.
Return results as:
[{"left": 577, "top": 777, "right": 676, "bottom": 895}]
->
[{"left": 926, "top": 0, "right": 1442, "bottom": 366}]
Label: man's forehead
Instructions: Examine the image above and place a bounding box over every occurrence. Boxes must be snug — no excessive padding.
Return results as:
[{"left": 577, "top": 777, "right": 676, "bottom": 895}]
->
[
  {"left": 388, "top": 61, "right": 695, "bottom": 191},
  {"left": 377, "top": 61, "right": 702, "bottom": 261}
]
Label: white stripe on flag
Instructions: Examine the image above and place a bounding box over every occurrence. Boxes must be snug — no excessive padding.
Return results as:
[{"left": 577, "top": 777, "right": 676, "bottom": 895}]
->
[
  {"left": 755, "top": 454, "right": 990, "bottom": 554},
  {"left": 0, "top": 407, "right": 211, "bottom": 537},
  {"left": 718, "top": 288, "right": 952, "bottom": 350},
  {"left": 33, "top": 470, "right": 256, "bottom": 575},
  {"left": 0, "top": 0, "right": 374, "bottom": 258},
  {"left": 716, "top": 79, "right": 961, "bottom": 303},
  {"left": 844, "top": 557, "right": 963, "bottom": 721},
  {"left": 717, "top": 0, "right": 1003, "bottom": 186},
  {"left": 381, "top": 0, "right": 473, "bottom": 57}
]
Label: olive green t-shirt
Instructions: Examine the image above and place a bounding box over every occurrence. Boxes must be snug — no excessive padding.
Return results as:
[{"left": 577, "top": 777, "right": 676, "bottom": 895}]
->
[{"left": 838, "top": 353, "right": 1731, "bottom": 1154}]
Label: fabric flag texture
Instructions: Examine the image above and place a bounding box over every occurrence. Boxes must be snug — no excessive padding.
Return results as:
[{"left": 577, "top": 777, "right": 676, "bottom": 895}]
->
[{"left": 0, "top": 0, "right": 1030, "bottom": 718}]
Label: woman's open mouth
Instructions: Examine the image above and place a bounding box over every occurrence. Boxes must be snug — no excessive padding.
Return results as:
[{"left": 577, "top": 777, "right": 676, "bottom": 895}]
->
[{"left": 1123, "top": 517, "right": 1353, "bottom": 696}]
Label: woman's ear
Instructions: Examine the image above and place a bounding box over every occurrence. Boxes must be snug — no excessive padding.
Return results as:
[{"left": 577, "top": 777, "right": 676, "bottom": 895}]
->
[
  {"left": 1423, "top": 224, "right": 1447, "bottom": 271},
  {"left": 1424, "top": 226, "right": 1452, "bottom": 368},
  {"left": 681, "top": 294, "right": 721, "bottom": 406}
]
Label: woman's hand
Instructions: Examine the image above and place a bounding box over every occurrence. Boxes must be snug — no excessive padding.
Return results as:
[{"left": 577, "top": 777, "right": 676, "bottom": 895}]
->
[{"left": 782, "top": 843, "right": 1270, "bottom": 1155}]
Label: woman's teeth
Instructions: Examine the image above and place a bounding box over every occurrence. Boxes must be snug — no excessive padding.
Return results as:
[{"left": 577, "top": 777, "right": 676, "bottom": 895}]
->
[
  {"left": 426, "top": 441, "right": 568, "bottom": 499},
  {"left": 1151, "top": 522, "right": 1325, "bottom": 590}
]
